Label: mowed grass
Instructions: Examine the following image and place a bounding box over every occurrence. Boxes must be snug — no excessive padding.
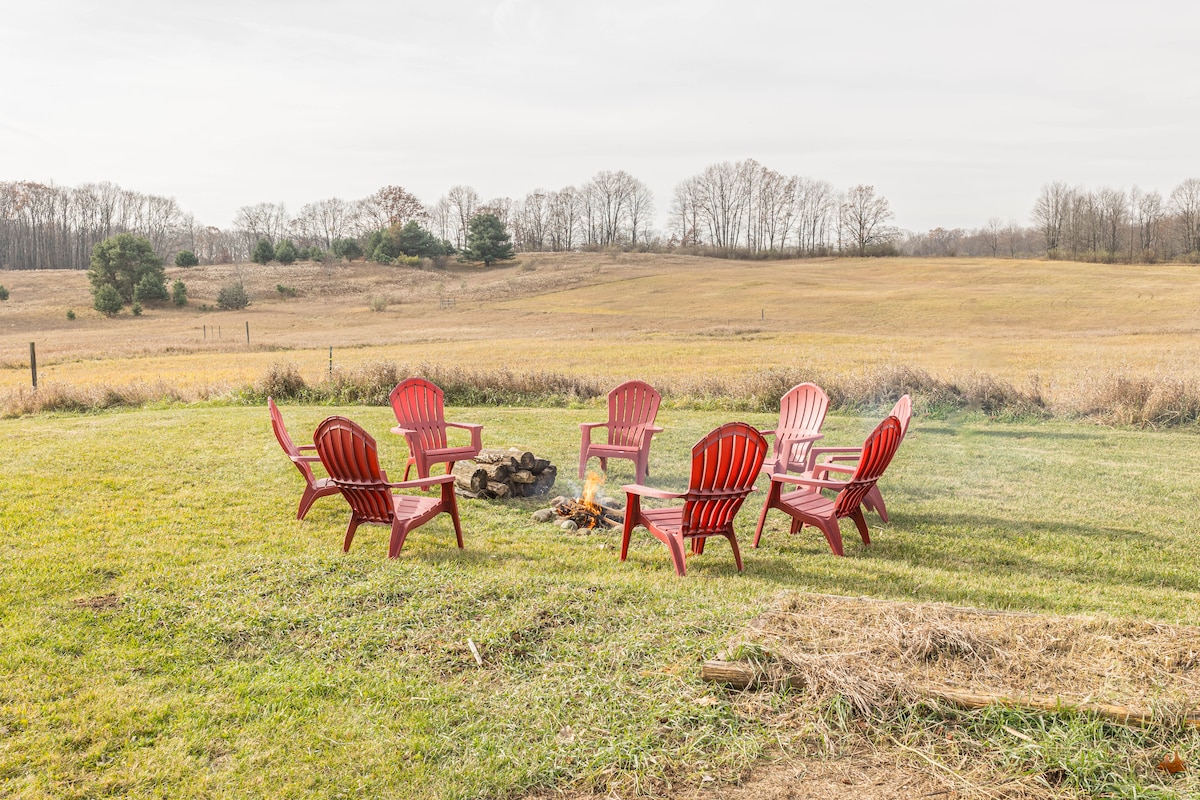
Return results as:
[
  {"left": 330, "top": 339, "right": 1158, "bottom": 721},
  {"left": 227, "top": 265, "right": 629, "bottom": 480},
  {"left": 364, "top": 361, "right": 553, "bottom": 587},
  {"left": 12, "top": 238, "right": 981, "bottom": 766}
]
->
[
  {"left": 5, "top": 254, "right": 1200, "bottom": 403},
  {"left": 4, "top": 404, "right": 1200, "bottom": 798}
]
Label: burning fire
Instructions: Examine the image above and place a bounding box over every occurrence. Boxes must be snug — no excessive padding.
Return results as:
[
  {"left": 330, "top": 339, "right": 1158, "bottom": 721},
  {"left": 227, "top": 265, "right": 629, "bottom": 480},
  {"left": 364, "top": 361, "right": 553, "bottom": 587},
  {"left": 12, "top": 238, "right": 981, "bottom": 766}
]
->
[{"left": 555, "top": 470, "right": 610, "bottom": 529}]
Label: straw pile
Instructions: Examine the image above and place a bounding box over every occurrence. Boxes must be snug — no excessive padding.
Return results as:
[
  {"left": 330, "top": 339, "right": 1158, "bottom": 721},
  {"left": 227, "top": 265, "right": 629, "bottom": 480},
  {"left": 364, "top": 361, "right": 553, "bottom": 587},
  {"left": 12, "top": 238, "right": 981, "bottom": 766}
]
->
[{"left": 705, "top": 593, "right": 1200, "bottom": 726}]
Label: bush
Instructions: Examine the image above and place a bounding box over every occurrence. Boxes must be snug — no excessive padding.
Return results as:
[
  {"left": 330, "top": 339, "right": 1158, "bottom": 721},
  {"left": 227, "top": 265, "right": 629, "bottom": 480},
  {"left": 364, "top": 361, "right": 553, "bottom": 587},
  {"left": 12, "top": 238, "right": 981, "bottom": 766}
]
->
[
  {"left": 274, "top": 239, "right": 298, "bottom": 265},
  {"left": 216, "top": 281, "right": 250, "bottom": 310},
  {"left": 332, "top": 238, "right": 363, "bottom": 262},
  {"left": 93, "top": 284, "right": 123, "bottom": 316},
  {"left": 174, "top": 250, "right": 199, "bottom": 267},
  {"left": 131, "top": 301, "right": 143, "bottom": 316},
  {"left": 276, "top": 284, "right": 298, "bottom": 298},
  {"left": 252, "top": 239, "right": 274, "bottom": 265},
  {"left": 368, "top": 295, "right": 389, "bottom": 312},
  {"left": 0, "top": 285, "right": 8, "bottom": 301},
  {"left": 66, "top": 309, "right": 75, "bottom": 320},
  {"left": 171, "top": 280, "right": 188, "bottom": 307},
  {"left": 133, "top": 273, "right": 169, "bottom": 302}
]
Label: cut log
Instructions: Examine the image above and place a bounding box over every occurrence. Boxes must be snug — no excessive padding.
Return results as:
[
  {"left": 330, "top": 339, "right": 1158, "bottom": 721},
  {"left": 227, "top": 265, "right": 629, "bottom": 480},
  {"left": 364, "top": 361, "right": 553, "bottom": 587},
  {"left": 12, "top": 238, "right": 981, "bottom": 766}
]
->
[
  {"left": 486, "top": 481, "right": 511, "bottom": 499},
  {"left": 510, "top": 469, "right": 536, "bottom": 485},
  {"left": 475, "top": 449, "right": 521, "bottom": 467},
  {"left": 477, "top": 462, "right": 511, "bottom": 483},
  {"left": 516, "top": 451, "right": 536, "bottom": 470},
  {"left": 532, "top": 458, "right": 550, "bottom": 474},
  {"left": 451, "top": 463, "right": 489, "bottom": 493}
]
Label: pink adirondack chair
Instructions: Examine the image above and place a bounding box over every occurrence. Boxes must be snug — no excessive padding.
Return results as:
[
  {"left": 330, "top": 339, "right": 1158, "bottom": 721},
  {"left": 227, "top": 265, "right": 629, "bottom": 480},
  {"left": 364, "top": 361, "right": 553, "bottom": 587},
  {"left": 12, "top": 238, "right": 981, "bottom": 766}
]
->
[
  {"left": 620, "top": 422, "right": 768, "bottom": 576},
  {"left": 753, "top": 415, "right": 903, "bottom": 556},
  {"left": 268, "top": 397, "right": 340, "bottom": 520},
  {"left": 388, "top": 378, "right": 483, "bottom": 480},
  {"left": 761, "top": 382, "right": 829, "bottom": 473},
  {"left": 804, "top": 394, "right": 912, "bottom": 522},
  {"left": 314, "top": 415, "right": 464, "bottom": 558},
  {"left": 579, "top": 380, "right": 663, "bottom": 485}
]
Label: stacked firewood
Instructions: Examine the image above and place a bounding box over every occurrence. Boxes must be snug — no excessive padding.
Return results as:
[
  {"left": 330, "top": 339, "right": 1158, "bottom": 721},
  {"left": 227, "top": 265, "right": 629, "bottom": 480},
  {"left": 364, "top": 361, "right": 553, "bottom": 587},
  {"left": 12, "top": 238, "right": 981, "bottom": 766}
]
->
[{"left": 450, "top": 448, "right": 558, "bottom": 499}]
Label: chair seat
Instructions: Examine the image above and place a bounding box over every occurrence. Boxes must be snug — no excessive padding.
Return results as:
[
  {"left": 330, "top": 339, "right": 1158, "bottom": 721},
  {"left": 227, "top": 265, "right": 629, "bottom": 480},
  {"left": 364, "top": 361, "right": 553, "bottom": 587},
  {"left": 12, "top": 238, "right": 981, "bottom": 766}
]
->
[
  {"left": 639, "top": 505, "right": 685, "bottom": 535},
  {"left": 778, "top": 487, "right": 834, "bottom": 517},
  {"left": 392, "top": 492, "right": 443, "bottom": 520},
  {"left": 586, "top": 442, "right": 643, "bottom": 458},
  {"left": 419, "top": 445, "right": 481, "bottom": 460}
]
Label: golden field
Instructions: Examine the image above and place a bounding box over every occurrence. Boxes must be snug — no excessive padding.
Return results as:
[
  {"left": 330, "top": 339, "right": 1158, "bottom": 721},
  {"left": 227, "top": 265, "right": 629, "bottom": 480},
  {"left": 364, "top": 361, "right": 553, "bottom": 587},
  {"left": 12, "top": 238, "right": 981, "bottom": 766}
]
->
[{"left": 2, "top": 253, "right": 1197, "bottom": 402}]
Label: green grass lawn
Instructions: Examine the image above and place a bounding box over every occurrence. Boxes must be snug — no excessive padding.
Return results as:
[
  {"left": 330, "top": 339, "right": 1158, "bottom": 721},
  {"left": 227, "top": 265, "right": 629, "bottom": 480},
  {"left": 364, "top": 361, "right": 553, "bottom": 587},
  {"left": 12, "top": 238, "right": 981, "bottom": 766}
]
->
[{"left": 4, "top": 405, "right": 1200, "bottom": 798}]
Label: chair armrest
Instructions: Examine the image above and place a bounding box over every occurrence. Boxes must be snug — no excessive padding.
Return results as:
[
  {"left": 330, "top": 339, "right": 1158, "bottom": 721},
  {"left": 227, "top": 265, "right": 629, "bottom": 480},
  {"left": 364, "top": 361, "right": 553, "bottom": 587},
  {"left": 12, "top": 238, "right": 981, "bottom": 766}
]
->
[
  {"left": 390, "top": 425, "right": 417, "bottom": 436},
  {"left": 646, "top": 426, "right": 664, "bottom": 434},
  {"left": 621, "top": 483, "right": 686, "bottom": 500},
  {"left": 295, "top": 455, "right": 323, "bottom": 464},
  {"left": 387, "top": 474, "right": 455, "bottom": 490},
  {"left": 445, "top": 421, "right": 484, "bottom": 449},
  {"left": 579, "top": 422, "right": 606, "bottom": 432},
  {"left": 768, "top": 472, "right": 846, "bottom": 491},
  {"left": 298, "top": 443, "right": 318, "bottom": 451},
  {"left": 810, "top": 463, "right": 855, "bottom": 479},
  {"left": 812, "top": 446, "right": 864, "bottom": 459}
]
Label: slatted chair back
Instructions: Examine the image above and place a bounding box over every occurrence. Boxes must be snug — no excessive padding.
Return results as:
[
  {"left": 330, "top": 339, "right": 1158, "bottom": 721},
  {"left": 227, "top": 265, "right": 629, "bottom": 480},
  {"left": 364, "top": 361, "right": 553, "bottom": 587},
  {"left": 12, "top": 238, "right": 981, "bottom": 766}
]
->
[
  {"left": 772, "top": 382, "right": 829, "bottom": 468},
  {"left": 269, "top": 397, "right": 317, "bottom": 482},
  {"left": 389, "top": 378, "right": 449, "bottom": 451},
  {"left": 831, "top": 416, "right": 903, "bottom": 519},
  {"left": 314, "top": 416, "right": 394, "bottom": 524},
  {"left": 607, "top": 380, "right": 662, "bottom": 447},
  {"left": 892, "top": 394, "right": 913, "bottom": 438},
  {"left": 679, "top": 422, "right": 768, "bottom": 536}
]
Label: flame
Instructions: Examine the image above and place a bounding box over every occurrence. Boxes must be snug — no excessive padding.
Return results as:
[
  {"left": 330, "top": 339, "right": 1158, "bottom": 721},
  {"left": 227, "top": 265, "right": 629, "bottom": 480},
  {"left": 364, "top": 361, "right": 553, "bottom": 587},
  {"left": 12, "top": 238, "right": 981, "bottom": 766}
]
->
[{"left": 581, "top": 470, "right": 605, "bottom": 512}]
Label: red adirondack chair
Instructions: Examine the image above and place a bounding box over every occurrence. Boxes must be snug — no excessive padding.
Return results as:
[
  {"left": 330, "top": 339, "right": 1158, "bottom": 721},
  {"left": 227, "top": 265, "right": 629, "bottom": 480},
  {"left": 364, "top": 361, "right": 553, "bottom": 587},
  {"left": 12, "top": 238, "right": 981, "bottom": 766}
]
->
[
  {"left": 761, "top": 382, "right": 829, "bottom": 473},
  {"left": 314, "top": 415, "right": 464, "bottom": 558},
  {"left": 388, "top": 378, "right": 483, "bottom": 480},
  {"left": 268, "top": 396, "right": 340, "bottom": 520},
  {"left": 579, "top": 380, "right": 663, "bottom": 485},
  {"left": 804, "top": 394, "right": 912, "bottom": 522},
  {"left": 620, "top": 422, "right": 768, "bottom": 576},
  {"left": 753, "top": 415, "right": 903, "bottom": 556}
]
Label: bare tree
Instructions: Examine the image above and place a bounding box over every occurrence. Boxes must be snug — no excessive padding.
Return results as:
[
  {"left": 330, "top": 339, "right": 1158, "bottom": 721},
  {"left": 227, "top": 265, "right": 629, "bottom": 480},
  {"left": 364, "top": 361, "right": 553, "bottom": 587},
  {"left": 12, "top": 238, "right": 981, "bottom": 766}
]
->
[
  {"left": 445, "top": 185, "right": 481, "bottom": 251},
  {"left": 1170, "top": 178, "right": 1200, "bottom": 255},
  {"left": 839, "top": 185, "right": 895, "bottom": 255}
]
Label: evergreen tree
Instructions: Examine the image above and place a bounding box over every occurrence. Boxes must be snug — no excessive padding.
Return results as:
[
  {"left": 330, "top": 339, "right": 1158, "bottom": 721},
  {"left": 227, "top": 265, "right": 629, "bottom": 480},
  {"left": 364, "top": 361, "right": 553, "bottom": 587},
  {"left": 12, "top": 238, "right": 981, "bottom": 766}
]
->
[
  {"left": 88, "top": 233, "right": 166, "bottom": 305},
  {"left": 274, "top": 239, "right": 298, "bottom": 265},
  {"left": 174, "top": 250, "right": 200, "bottom": 267},
  {"left": 463, "top": 213, "right": 515, "bottom": 266},
  {"left": 252, "top": 238, "right": 274, "bottom": 265},
  {"left": 171, "top": 280, "right": 188, "bottom": 307},
  {"left": 93, "top": 284, "right": 124, "bottom": 316}
]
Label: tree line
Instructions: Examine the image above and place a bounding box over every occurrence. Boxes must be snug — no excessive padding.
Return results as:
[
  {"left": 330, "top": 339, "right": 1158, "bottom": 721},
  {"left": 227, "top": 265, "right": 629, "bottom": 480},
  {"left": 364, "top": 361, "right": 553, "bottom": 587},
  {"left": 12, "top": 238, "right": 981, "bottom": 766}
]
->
[{"left": 3, "top": 169, "right": 1199, "bottom": 270}]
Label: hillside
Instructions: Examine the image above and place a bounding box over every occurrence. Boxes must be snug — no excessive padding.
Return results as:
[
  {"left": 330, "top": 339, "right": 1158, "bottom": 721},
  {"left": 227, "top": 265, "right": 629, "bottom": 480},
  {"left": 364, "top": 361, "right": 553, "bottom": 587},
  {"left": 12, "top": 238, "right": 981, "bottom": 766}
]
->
[{"left": 3, "top": 253, "right": 1198, "bottom": 402}]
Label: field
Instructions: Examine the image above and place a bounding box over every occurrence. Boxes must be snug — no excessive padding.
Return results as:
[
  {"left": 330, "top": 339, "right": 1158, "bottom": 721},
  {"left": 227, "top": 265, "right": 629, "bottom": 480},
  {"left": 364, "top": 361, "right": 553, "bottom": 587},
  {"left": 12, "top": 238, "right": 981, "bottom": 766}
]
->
[
  {"left": 4, "top": 255, "right": 1200, "bottom": 798},
  {"left": 4, "top": 253, "right": 1200, "bottom": 405}
]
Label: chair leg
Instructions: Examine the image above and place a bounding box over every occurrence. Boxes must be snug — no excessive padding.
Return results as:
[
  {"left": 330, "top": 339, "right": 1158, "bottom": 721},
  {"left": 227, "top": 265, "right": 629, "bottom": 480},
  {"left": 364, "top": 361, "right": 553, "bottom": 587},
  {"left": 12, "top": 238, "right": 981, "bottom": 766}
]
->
[
  {"left": 297, "top": 484, "right": 319, "bottom": 520},
  {"left": 443, "top": 483, "right": 464, "bottom": 548},
  {"left": 863, "top": 486, "right": 888, "bottom": 523},
  {"left": 726, "top": 533, "right": 744, "bottom": 572},
  {"left": 692, "top": 535, "right": 706, "bottom": 555},
  {"left": 620, "top": 495, "right": 640, "bottom": 562},
  {"left": 817, "top": 518, "right": 845, "bottom": 556},
  {"left": 403, "top": 457, "right": 415, "bottom": 482},
  {"left": 344, "top": 515, "right": 363, "bottom": 552},
  {"left": 849, "top": 508, "right": 871, "bottom": 546},
  {"left": 753, "top": 482, "right": 781, "bottom": 548},
  {"left": 665, "top": 533, "right": 687, "bottom": 577},
  {"left": 388, "top": 520, "right": 413, "bottom": 558}
]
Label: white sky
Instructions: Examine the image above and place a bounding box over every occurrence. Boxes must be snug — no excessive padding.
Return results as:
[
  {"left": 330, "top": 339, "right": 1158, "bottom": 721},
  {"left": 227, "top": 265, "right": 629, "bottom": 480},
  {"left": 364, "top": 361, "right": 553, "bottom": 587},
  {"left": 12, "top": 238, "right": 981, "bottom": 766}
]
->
[{"left": 2, "top": 0, "right": 1198, "bottom": 233}]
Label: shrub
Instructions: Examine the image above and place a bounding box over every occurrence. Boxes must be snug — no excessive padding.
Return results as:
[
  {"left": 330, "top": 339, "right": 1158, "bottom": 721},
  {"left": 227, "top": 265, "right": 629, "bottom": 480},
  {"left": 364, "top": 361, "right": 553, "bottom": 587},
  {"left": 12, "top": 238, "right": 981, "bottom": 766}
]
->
[
  {"left": 256, "top": 363, "right": 308, "bottom": 401},
  {"left": 368, "top": 295, "right": 389, "bottom": 312},
  {"left": 331, "top": 238, "right": 363, "bottom": 262},
  {"left": 66, "top": 309, "right": 75, "bottom": 320},
  {"left": 174, "top": 250, "right": 199, "bottom": 267},
  {"left": 216, "top": 281, "right": 250, "bottom": 310},
  {"left": 131, "top": 301, "right": 143, "bottom": 316},
  {"left": 276, "top": 284, "right": 298, "bottom": 298},
  {"left": 0, "top": 285, "right": 8, "bottom": 301},
  {"left": 171, "top": 280, "right": 188, "bottom": 307},
  {"left": 274, "top": 239, "right": 298, "bottom": 265},
  {"left": 252, "top": 239, "right": 274, "bottom": 265},
  {"left": 133, "top": 272, "right": 169, "bottom": 302},
  {"left": 93, "top": 284, "right": 123, "bottom": 316}
]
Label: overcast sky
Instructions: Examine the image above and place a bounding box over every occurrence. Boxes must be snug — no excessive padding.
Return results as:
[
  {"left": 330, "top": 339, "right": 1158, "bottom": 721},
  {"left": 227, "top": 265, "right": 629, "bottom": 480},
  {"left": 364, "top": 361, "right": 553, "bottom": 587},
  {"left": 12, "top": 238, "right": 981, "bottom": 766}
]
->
[{"left": 3, "top": 0, "right": 1198, "bottom": 234}]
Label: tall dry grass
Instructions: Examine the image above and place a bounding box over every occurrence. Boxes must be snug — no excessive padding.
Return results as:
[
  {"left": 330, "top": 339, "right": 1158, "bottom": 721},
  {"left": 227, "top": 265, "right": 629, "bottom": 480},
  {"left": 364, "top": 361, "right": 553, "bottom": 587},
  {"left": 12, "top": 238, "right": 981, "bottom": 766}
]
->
[{"left": 8, "top": 358, "right": 1200, "bottom": 427}]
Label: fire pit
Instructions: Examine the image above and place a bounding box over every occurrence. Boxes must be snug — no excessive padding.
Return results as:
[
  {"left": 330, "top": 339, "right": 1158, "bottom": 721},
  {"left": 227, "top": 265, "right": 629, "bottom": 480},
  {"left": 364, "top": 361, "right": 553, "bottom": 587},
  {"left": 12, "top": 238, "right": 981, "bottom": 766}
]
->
[{"left": 533, "top": 472, "right": 625, "bottom": 531}]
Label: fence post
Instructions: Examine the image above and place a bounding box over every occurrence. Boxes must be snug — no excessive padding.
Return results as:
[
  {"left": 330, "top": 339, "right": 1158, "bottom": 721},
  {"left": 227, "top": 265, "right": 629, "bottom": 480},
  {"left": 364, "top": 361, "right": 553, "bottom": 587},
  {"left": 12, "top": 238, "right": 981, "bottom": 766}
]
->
[
  {"left": 30, "top": 342, "right": 37, "bottom": 390},
  {"left": 329, "top": 347, "right": 333, "bottom": 381},
  {"left": 246, "top": 321, "right": 250, "bottom": 345}
]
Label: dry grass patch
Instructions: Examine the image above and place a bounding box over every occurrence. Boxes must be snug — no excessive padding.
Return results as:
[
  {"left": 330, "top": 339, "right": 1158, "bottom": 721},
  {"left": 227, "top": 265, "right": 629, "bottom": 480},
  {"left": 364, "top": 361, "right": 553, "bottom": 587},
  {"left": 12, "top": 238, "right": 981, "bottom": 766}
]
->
[{"left": 720, "top": 593, "right": 1200, "bottom": 720}]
